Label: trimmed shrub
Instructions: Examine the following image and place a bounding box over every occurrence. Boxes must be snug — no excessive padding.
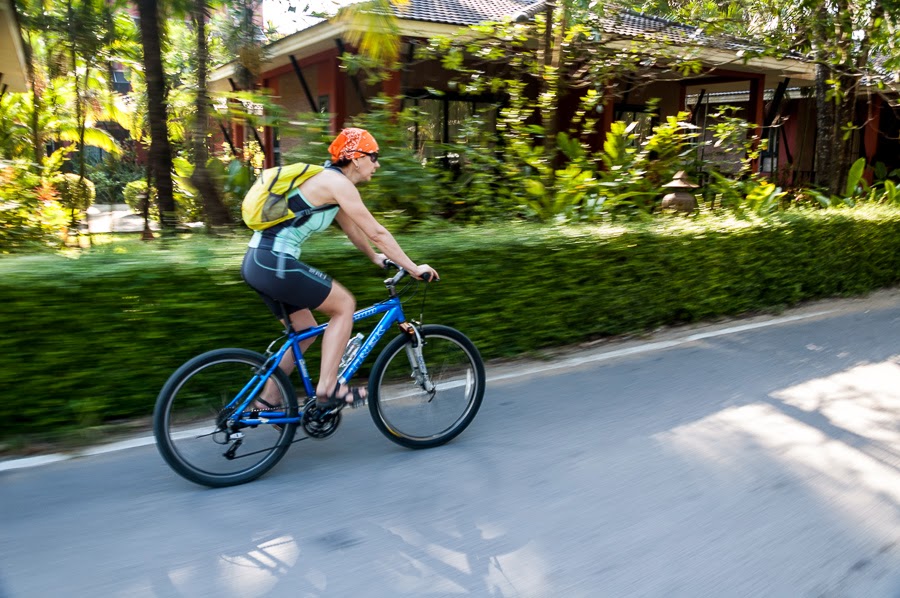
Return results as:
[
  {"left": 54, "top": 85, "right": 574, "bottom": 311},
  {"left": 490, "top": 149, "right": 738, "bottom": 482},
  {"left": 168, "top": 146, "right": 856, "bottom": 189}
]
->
[
  {"left": 2, "top": 206, "right": 900, "bottom": 438},
  {"left": 49, "top": 173, "right": 95, "bottom": 213}
]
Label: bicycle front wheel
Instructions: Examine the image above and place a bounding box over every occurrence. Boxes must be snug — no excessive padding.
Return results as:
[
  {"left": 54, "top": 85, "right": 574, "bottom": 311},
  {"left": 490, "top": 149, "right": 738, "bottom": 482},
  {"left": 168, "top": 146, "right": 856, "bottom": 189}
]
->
[
  {"left": 153, "top": 348, "right": 298, "bottom": 487},
  {"left": 368, "top": 324, "right": 485, "bottom": 449}
]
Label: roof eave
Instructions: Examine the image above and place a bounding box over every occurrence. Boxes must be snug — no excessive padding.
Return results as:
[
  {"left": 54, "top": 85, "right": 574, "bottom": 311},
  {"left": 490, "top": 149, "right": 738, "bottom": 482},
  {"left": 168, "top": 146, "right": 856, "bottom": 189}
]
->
[
  {"left": 602, "top": 37, "right": 817, "bottom": 82},
  {"left": 0, "top": 0, "right": 29, "bottom": 92},
  {"left": 209, "top": 17, "right": 460, "bottom": 90}
]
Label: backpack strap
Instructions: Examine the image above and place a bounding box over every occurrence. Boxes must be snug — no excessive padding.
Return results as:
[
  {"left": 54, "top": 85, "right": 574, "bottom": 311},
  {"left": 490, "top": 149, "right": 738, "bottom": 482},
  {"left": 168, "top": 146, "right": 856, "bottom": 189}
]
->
[
  {"left": 283, "top": 164, "right": 311, "bottom": 195},
  {"left": 290, "top": 203, "right": 339, "bottom": 225},
  {"left": 265, "top": 166, "right": 283, "bottom": 192}
]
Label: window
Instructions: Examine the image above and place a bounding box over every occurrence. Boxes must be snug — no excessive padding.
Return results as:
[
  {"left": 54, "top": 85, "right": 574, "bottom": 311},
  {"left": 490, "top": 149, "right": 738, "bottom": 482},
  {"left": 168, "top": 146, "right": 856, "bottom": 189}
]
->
[
  {"left": 614, "top": 108, "right": 655, "bottom": 146},
  {"left": 403, "top": 94, "right": 498, "bottom": 161},
  {"left": 759, "top": 126, "right": 779, "bottom": 175},
  {"left": 111, "top": 68, "right": 131, "bottom": 94}
]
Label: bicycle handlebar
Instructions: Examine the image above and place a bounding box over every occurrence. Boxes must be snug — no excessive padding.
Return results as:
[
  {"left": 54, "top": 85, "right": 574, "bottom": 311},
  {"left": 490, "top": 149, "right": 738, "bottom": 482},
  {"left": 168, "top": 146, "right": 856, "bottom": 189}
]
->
[{"left": 382, "top": 259, "right": 435, "bottom": 285}]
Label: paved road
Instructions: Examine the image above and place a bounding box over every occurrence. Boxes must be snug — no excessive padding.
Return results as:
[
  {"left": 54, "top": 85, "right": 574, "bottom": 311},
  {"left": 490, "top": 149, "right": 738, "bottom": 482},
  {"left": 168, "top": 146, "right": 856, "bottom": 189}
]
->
[
  {"left": 86, "top": 203, "right": 157, "bottom": 234},
  {"left": 2, "top": 292, "right": 900, "bottom": 597}
]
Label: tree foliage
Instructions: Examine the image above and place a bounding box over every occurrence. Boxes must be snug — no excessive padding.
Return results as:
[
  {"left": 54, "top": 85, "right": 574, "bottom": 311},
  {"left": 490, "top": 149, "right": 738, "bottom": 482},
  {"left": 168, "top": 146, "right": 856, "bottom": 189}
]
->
[
  {"left": 413, "top": 2, "right": 709, "bottom": 219},
  {"left": 629, "top": 0, "right": 900, "bottom": 195}
]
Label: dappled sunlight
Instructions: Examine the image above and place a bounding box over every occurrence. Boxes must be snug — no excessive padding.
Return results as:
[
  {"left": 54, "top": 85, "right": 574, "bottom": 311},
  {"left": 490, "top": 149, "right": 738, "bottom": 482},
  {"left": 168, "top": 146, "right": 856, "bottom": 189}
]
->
[
  {"left": 152, "top": 517, "right": 544, "bottom": 596},
  {"left": 771, "top": 357, "right": 900, "bottom": 445},
  {"left": 210, "top": 535, "right": 300, "bottom": 597},
  {"left": 656, "top": 357, "right": 900, "bottom": 540},
  {"left": 381, "top": 523, "right": 549, "bottom": 596}
]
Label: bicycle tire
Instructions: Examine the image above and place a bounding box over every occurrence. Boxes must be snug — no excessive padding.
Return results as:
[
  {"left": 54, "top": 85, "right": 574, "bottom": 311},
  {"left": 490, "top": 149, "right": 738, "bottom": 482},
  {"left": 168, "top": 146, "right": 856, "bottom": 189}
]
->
[
  {"left": 368, "top": 324, "right": 485, "bottom": 449},
  {"left": 153, "top": 348, "right": 298, "bottom": 487}
]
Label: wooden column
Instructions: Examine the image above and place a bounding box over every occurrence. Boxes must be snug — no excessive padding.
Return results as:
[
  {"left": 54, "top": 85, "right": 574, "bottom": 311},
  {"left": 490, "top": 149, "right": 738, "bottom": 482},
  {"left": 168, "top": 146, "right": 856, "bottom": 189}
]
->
[
  {"left": 263, "top": 77, "right": 279, "bottom": 168},
  {"left": 590, "top": 92, "right": 616, "bottom": 159},
  {"left": 333, "top": 52, "right": 346, "bottom": 133},
  {"left": 747, "top": 75, "right": 765, "bottom": 172},
  {"left": 317, "top": 50, "right": 345, "bottom": 134},
  {"left": 383, "top": 69, "right": 402, "bottom": 113},
  {"left": 863, "top": 95, "right": 883, "bottom": 184}
]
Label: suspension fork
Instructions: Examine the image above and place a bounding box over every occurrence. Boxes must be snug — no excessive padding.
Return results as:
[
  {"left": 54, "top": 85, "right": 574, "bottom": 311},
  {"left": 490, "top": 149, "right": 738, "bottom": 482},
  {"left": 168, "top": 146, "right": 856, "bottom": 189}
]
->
[{"left": 399, "top": 322, "right": 435, "bottom": 394}]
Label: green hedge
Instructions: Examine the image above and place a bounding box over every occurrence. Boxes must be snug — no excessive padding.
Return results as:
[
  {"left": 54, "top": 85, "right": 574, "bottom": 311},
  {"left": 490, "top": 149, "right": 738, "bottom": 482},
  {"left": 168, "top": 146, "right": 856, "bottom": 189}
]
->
[{"left": 3, "top": 207, "right": 900, "bottom": 439}]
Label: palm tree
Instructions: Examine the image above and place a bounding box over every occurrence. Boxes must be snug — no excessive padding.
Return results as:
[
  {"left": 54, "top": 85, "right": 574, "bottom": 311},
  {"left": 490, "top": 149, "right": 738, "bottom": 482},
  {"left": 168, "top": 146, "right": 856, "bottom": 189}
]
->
[
  {"left": 16, "top": 0, "right": 127, "bottom": 171},
  {"left": 13, "top": 0, "right": 132, "bottom": 243},
  {"left": 136, "top": 0, "right": 177, "bottom": 230},
  {"left": 190, "top": 0, "right": 232, "bottom": 227}
]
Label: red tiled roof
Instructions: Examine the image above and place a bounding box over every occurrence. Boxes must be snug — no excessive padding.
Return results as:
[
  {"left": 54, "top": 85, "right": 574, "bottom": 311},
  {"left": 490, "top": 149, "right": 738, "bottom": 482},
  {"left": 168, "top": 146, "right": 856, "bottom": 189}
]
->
[
  {"left": 391, "top": 0, "right": 546, "bottom": 26},
  {"left": 388, "top": 1, "right": 754, "bottom": 53},
  {"left": 596, "top": 10, "right": 753, "bottom": 52}
]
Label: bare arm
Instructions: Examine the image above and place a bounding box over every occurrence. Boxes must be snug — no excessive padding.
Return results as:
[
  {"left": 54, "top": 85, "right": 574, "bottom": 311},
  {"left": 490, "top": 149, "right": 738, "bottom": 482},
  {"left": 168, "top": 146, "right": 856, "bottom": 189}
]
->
[
  {"left": 334, "top": 210, "right": 385, "bottom": 267},
  {"left": 333, "top": 181, "right": 437, "bottom": 279}
]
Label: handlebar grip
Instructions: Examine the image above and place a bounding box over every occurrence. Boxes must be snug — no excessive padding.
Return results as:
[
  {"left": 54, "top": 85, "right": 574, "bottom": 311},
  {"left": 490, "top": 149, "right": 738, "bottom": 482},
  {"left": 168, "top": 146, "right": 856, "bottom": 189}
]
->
[{"left": 381, "top": 259, "right": 435, "bottom": 282}]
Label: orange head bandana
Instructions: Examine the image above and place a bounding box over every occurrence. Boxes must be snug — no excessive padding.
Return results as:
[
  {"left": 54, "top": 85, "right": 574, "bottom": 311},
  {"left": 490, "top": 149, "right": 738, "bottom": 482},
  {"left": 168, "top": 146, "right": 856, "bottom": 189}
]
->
[{"left": 328, "top": 128, "right": 379, "bottom": 163}]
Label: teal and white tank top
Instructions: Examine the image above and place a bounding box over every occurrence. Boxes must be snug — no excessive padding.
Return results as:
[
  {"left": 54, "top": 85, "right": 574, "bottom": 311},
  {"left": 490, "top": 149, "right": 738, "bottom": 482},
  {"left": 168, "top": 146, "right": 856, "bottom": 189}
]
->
[{"left": 247, "top": 188, "right": 338, "bottom": 260}]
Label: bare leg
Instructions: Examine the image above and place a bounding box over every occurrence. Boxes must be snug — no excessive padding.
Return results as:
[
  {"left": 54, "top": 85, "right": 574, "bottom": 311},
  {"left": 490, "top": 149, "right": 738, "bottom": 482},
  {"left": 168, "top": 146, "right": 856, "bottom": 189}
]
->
[
  {"left": 257, "top": 309, "right": 317, "bottom": 407},
  {"left": 313, "top": 281, "right": 364, "bottom": 401}
]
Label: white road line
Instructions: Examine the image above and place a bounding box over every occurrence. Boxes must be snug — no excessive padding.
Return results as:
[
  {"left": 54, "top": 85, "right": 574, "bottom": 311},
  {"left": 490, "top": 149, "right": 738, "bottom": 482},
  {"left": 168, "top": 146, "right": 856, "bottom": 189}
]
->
[
  {"left": 0, "top": 453, "right": 70, "bottom": 471},
  {"left": 79, "top": 436, "right": 159, "bottom": 457},
  {"left": 0, "top": 308, "right": 835, "bottom": 473}
]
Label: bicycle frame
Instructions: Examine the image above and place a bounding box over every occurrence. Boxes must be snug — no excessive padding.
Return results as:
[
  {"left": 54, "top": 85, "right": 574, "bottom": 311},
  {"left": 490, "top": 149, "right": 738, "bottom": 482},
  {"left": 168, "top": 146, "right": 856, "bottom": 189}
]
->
[{"left": 225, "top": 296, "right": 408, "bottom": 427}]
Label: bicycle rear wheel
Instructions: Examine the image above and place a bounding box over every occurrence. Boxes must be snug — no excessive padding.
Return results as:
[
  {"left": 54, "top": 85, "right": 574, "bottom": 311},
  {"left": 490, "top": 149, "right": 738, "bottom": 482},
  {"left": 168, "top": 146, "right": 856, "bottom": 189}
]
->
[
  {"left": 153, "top": 348, "right": 298, "bottom": 487},
  {"left": 368, "top": 324, "right": 485, "bottom": 449}
]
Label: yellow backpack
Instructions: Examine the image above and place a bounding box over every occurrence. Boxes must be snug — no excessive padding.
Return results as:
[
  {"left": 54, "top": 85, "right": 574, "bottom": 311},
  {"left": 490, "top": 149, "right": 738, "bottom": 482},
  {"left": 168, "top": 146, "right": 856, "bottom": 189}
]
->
[{"left": 241, "top": 162, "right": 329, "bottom": 231}]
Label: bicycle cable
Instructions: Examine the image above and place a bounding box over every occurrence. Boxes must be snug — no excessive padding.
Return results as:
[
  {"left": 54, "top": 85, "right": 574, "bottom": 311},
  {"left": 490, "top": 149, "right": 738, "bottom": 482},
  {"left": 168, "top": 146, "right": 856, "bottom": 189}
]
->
[
  {"left": 224, "top": 434, "right": 309, "bottom": 460},
  {"left": 396, "top": 277, "right": 428, "bottom": 324},
  {"left": 419, "top": 280, "right": 428, "bottom": 324}
]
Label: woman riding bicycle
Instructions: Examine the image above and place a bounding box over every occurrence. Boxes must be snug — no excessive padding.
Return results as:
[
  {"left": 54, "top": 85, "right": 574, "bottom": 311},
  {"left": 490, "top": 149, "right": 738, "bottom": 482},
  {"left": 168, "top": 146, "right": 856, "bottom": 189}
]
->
[{"left": 241, "top": 128, "right": 439, "bottom": 409}]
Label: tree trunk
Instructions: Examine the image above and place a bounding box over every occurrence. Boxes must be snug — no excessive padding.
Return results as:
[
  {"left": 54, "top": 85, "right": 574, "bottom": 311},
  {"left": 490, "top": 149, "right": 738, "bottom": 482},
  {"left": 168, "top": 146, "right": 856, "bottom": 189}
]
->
[
  {"left": 814, "top": 62, "right": 836, "bottom": 193},
  {"left": 831, "top": 72, "right": 858, "bottom": 196},
  {"left": 191, "top": 0, "right": 232, "bottom": 227},
  {"left": 136, "top": 0, "right": 177, "bottom": 230},
  {"left": 67, "top": 0, "right": 86, "bottom": 244},
  {"left": 541, "top": 0, "right": 556, "bottom": 154},
  {"left": 22, "top": 28, "right": 45, "bottom": 170},
  {"left": 29, "top": 88, "right": 44, "bottom": 169}
]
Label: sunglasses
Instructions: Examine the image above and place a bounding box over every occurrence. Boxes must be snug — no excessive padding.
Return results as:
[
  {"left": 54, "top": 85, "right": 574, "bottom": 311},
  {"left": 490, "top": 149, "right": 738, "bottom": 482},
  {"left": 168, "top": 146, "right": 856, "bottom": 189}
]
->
[{"left": 355, "top": 150, "right": 379, "bottom": 163}]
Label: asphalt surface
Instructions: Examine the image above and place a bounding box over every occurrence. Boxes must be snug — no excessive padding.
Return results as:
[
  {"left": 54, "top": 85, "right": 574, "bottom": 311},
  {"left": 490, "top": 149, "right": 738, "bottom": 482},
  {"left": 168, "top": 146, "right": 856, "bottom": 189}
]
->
[{"left": 1, "top": 290, "right": 899, "bottom": 597}]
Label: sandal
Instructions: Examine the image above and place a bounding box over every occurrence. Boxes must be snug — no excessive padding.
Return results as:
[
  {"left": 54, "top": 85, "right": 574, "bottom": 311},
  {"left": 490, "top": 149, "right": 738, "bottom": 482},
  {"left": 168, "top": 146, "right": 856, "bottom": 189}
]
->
[{"left": 316, "top": 383, "right": 367, "bottom": 410}]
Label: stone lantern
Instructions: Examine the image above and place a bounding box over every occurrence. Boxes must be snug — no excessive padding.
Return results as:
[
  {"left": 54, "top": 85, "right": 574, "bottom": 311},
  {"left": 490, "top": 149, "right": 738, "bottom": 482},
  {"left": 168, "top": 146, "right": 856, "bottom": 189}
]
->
[{"left": 661, "top": 171, "right": 699, "bottom": 213}]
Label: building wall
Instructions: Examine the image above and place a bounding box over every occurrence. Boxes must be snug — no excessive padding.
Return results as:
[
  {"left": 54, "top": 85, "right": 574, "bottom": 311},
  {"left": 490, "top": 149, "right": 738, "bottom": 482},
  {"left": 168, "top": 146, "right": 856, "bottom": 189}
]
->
[
  {"left": 276, "top": 68, "right": 318, "bottom": 117},
  {"left": 402, "top": 58, "right": 452, "bottom": 93},
  {"left": 873, "top": 103, "right": 900, "bottom": 174},
  {"left": 271, "top": 67, "right": 319, "bottom": 159},
  {"left": 251, "top": 37, "right": 809, "bottom": 178},
  {"left": 620, "top": 81, "right": 682, "bottom": 117},
  {"left": 344, "top": 74, "right": 377, "bottom": 122},
  {"left": 778, "top": 98, "right": 816, "bottom": 185}
]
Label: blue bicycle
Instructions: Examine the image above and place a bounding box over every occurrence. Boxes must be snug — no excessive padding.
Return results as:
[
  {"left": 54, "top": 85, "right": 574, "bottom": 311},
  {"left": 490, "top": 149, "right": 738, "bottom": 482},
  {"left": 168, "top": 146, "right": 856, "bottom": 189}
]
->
[{"left": 153, "top": 261, "right": 486, "bottom": 487}]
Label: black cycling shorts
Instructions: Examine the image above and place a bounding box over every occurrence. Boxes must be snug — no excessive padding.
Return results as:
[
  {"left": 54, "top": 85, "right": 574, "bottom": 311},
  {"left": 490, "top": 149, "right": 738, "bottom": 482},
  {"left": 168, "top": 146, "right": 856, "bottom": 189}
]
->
[{"left": 241, "top": 245, "right": 333, "bottom": 317}]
